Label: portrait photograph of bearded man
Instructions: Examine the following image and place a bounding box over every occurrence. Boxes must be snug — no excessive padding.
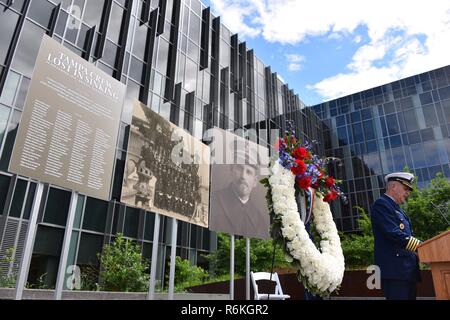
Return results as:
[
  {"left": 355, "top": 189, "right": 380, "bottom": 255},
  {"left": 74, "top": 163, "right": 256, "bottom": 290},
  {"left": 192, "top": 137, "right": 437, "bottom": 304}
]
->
[{"left": 209, "top": 137, "right": 270, "bottom": 240}]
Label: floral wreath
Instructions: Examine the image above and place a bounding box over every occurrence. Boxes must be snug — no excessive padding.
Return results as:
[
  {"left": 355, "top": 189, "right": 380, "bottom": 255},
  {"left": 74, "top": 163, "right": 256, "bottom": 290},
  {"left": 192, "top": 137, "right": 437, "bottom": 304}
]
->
[{"left": 261, "top": 122, "right": 346, "bottom": 297}]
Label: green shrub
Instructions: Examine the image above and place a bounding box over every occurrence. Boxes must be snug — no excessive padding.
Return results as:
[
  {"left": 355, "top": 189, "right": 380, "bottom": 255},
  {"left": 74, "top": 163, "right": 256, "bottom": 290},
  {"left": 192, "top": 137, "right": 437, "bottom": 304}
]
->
[
  {"left": 340, "top": 207, "right": 374, "bottom": 270},
  {"left": 169, "top": 256, "right": 208, "bottom": 292},
  {"left": 404, "top": 172, "right": 450, "bottom": 240},
  {"left": 203, "top": 233, "right": 290, "bottom": 277},
  {"left": 98, "top": 233, "right": 149, "bottom": 292},
  {"left": 0, "top": 248, "right": 16, "bottom": 288}
]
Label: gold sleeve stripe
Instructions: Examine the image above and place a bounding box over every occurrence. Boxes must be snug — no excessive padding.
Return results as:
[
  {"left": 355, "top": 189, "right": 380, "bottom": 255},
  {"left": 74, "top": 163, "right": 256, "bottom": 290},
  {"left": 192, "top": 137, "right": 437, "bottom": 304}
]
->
[
  {"left": 412, "top": 238, "right": 421, "bottom": 251},
  {"left": 406, "top": 238, "right": 414, "bottom": 251},
  {"left": 406, "top": 237, "right": 420, "bottom": 252},
  {"left": 411, "top": 238, "right": 419, "bottom": 251}
]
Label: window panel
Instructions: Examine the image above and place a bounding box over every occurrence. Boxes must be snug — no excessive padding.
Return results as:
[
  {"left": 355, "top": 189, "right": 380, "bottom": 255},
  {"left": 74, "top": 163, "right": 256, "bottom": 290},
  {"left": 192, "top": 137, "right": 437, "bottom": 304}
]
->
[
  {"left": 27, "top": 0, "right": 55, "bottom": 28},
  {"left": 82, "top": 197, "right": 108, "bottom": 233},
  {"left": 132, "top": 22, "right": 147, "bottom": 60},
  {"left": 55, "top": 9, "right": 68, "bottom": 37},
  {"left": 43, "top": 187, "right": 71, "bottom": 226},
  {"left": 83, "top": 0, "right": 105, "bottom": 27},
  {"left": 14, "top": 76, "right": 30, "bottom": 110},
  {"left": 188, "top": 10, "right": 200, "bottom": 44},
  {"left": 144, "top": 212, "right": 155, "bottom": 241},
  {"left": 0, "top": 104, "right": 11, "bottom": 148},
  {"left": 0, "top": 174, "right": 11, "bottom": 215},
  {"left": 363, "top": 120, "right": 375, "bottom": 140},
  {"left": 385, "top": 114, "right": 399, "bottom": 135},
  {"left": 352, "top": 122, "right": 364, "bottom": 143},
  {"left": 0, "top": 71, "right": 20, "bottom": 106},
  {"left": 419, "top": 92, "right": 433, "bottom": 105},
  {"left": 129, "top": 56, "right": 144, "bottom": 82},
  {"left": 410, "top": 144, "right": 426, "bottom": 167},
  {"left": 184, "top": 58, "right": 197, "bottom": 91},
  {"left": 9, "top": 178, "right": 27, "bottom": 217},
  {"left": 11, "top": 20, "right": 46, "bottom": 77},
  {"left": 187, "top": 39, "right": 199, "bottom": 63},
  {"left": 156, "top": 38, "right": 169, "bottom": 74},
  {"left": 77, "top": 232, "right": 103, "bottom": 266},
  {"left": 107, "top": 2, "right": 124, "bottom": 44},
  {"left": 102, "top": 39, "right": 119, "bottom": 68},
  {"left": 423, "top": 104, "right": 438, "bottom": 127},
  {"left": 0, "top": 0, "right": 25, "bottom": 11},
  {"left": 0, "top": 109, "right": 21, "bottom": 171},
  {"left": 0, "top": 6, "right": 19, "bottom": 65},
  {"left": 403, "top": 110, "right": 419, "bottom": 132},
  {"left": 124, "top": 206, "right": 139, "bottom": 238}
]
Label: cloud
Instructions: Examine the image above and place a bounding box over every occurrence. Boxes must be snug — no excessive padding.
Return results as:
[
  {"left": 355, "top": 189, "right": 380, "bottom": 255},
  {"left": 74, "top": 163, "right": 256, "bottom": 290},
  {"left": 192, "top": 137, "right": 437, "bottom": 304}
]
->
[
  {"left": 353, "top": 35, "right": 362, "bottom": 44},
  {"left": 209, "top": 0, "right": 450, "bottom": 102},
  {"left": 285, "top": 54, "right": 305, "bottom": 71},
  {"left": 209, "top": 0, "right": 261, "bottom": 38}
]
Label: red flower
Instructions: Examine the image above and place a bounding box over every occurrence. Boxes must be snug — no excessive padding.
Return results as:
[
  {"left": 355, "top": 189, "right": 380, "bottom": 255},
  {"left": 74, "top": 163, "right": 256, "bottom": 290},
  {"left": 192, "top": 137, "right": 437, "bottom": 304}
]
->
[
  {"left": 297, "top": 176, "right": 312, "bottom": 190},
  {"left": 323, "top": 190, "right": 338, "bottom": 202},
  {"left": 291, "top": 159, "right": 306, "bottom": 175},
  {"left": 292, "top": 147, "right": 310, "bottom": 160},
  {"left": 325, "top": 176, "right": 335, "bottom": 188}
]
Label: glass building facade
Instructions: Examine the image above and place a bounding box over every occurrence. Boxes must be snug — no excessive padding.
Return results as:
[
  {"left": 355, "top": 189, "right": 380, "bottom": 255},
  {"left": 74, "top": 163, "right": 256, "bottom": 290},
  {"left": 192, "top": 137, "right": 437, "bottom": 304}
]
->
[
  {"left": 0, "top": 0, "right": 323, "bottom": 288},
  {"left": 312, "top": 65, "right": 450, "bottom": 232},
  {"left": 0, "top": 0, "right": 448, "bottom": 289}
]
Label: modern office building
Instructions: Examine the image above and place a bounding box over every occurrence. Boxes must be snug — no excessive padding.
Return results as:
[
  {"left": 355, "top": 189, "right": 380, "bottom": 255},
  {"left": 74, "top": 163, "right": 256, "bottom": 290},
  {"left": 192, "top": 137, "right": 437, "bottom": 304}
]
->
[
  {"left": 312, "top": 66, "right": 450, "bottom": 232},
  {"left": 0, "top": 0, "right": 323, "bottom": 289},
  {"left": 0, "top": 0, "right": 449, "bottom": 290}
]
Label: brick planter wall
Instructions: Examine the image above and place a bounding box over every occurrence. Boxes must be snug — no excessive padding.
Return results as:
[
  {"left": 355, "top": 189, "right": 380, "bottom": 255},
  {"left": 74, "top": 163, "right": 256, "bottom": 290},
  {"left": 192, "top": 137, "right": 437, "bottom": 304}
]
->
[{"left": 187, "top": 270, "right": 435, "bottom": 300}]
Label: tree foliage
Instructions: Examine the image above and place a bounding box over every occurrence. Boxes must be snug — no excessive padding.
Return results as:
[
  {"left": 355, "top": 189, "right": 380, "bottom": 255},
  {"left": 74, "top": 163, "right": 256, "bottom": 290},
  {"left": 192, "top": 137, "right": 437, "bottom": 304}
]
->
[
  {"left": 203, "top": 233, "right": 290, "bottom": 277},
  {"left": 340, "top": 207, "right": 374, "bottom": 269},
  {"left": 340, "top": 172, "right": 450, "bottom": 270},
  {"left": 166, "top": 256, "right": 209, "bottom": 291},
  {"left": 98, "top": 234, "right": 149, "bottom": 292},
  {"left": 0, "top": 248, "right": 16, "bottom": 288},
  {"left": 403, "top": 172, "right": 450, "bottom": 240}
]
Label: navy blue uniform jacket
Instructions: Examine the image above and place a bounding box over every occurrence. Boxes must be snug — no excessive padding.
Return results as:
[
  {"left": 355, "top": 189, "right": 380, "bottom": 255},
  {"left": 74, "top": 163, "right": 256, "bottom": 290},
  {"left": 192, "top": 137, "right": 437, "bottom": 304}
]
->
[{"left": 370, "top": 194, "right": 420, "bottom": 281}]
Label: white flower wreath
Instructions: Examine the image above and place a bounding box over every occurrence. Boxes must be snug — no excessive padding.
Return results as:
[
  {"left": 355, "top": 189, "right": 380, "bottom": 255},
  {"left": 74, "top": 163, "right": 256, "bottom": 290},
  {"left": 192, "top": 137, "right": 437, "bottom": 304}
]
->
[{"left": 268, "top": 161, "right": 345, "bottom": 296}]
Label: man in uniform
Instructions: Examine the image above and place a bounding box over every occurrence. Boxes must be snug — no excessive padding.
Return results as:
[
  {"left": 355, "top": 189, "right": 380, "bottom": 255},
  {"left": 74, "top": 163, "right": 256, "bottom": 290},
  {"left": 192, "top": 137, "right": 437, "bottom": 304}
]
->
[{"left": 370, "top": 172, "right": 422, "bottom": 300}]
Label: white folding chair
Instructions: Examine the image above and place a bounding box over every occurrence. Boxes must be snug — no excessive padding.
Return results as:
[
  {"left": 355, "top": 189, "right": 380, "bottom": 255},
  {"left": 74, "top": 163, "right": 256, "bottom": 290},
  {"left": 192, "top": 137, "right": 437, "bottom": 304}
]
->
[{"left": 250, "top": 271, "right": 291, "bottom": 300}]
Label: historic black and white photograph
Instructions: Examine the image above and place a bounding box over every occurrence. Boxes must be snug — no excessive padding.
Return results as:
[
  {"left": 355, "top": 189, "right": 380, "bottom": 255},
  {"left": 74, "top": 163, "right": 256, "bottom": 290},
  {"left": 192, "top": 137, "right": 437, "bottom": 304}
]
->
[
  {"left": 121, "top": 100, "right": 210, "bottom": 228},
  {"left": 209, "top": 130, "right": 270, "bottom": 239}
]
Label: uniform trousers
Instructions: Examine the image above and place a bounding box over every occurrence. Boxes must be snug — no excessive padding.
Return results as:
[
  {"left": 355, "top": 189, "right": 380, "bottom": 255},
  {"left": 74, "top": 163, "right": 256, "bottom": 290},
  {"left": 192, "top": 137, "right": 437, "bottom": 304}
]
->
[{"left": 381, "top": 279, "right": 417, "bottom": 300}]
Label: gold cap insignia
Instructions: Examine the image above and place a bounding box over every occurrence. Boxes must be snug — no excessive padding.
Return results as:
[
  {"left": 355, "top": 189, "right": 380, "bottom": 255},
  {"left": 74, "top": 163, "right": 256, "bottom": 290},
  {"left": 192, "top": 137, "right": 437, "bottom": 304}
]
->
[{"left": 399, "top": 223, "right": 405, "bottom": 230}]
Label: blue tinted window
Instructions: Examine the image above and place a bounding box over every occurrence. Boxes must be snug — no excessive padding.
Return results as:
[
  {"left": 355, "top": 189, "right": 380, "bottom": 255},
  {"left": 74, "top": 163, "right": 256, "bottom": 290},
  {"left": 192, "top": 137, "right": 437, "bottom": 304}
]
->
[
  {"left": 390, "top": 135, "right": 402, "bottom": 148},
  {"left": 366, "top": 140, "right": 378, "bottom": 153},
  {"left": 419, "top": 92, "right": 433, "bottom": 105},
  {"left": 352, "top": 123, "right": 364, "bottom": 143},
  {"left": 403, "top": 110, "right": 419, "bottom": 131},
  {"left": 336, "top": 115, "right": 346, "bottom": 127},
  {"left": 421, "top": 128, "right": 434, "bottom": 142},
  {"left": 337, "top": 127, "right": 348, "bottom": 146},
  {"left": 410, "top": 144, "right": 426, "bottom": 167},
  {"left": 361, "top": 109, "right": 372, "bottom": 120},
  {"left": 363, "top": 120, "right": 375, "bottom": 140},
  {"left": 408, "top": 131, "right": 421, "bottom": 144},
  {"left": 383, "top": 102, "right": 395, "bottom": 114},
  {"left": 438, "top": 86, "right": 450, "bottom": 100},
  {"left": 386, "top": 114, "right": 399, "bottom": 135},
  {"left": 350, "top": 111, "right": 361, "bottom": 123}
]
